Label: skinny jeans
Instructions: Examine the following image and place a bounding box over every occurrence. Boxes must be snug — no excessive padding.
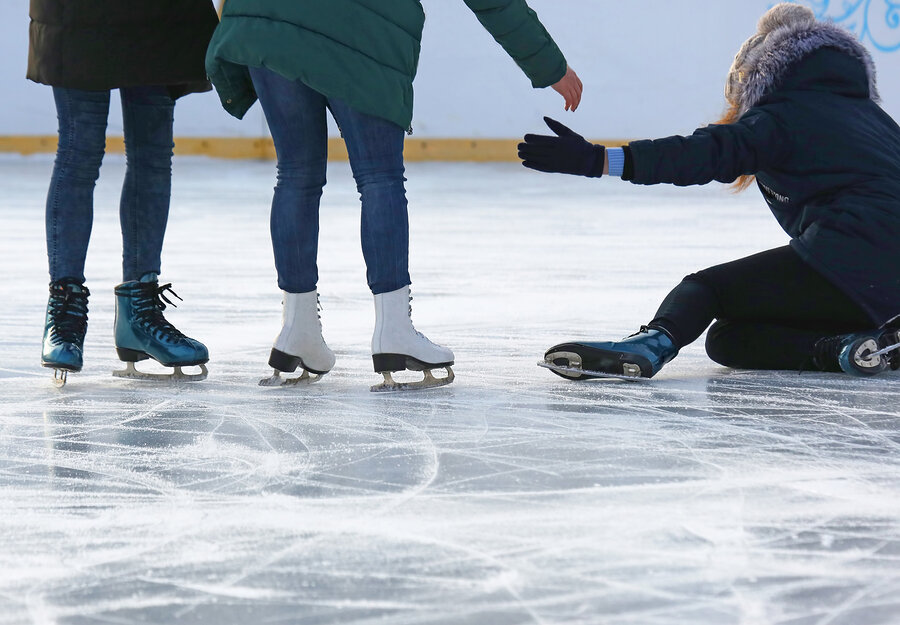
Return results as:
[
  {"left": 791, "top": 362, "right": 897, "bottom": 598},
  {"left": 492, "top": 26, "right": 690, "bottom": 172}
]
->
[
  {"left": 46, "top": 86, "right": 175, "bottom": 283},
  {"left": 249, "top": 66, "right": 411, "bottom": 295}
]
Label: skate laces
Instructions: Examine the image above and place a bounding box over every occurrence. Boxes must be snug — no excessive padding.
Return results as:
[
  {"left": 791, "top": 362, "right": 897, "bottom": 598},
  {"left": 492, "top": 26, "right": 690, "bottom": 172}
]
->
[
  {"left": 811, "top": 334, "right": 848, "bottom": 371},
  {"left": 131, "top": 281, "right": 188, "bottom": 342},
  {"left": 625, "top": 325, "right": 652, "bottom": 339},
  {"left": 408, "top": 294, "right": 434, "bottom": 345},
  {"left": 47, "top": 281, "right": 89, "bottom": 345}
]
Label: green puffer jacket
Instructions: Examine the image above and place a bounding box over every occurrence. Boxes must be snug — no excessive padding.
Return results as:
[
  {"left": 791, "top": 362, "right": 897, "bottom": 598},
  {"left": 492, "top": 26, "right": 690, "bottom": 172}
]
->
[{"left": 206, "top": 0, "right": 568, "bottom": 129}]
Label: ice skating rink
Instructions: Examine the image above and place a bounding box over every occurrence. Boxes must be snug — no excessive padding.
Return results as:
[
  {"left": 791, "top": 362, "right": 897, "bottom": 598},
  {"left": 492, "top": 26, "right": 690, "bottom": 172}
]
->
[{"left": 1, "top": 154, "right": 899, "bottom": 625}]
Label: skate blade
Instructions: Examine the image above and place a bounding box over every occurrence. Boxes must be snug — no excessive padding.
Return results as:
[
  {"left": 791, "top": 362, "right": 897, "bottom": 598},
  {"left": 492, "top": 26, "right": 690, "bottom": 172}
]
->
[
  {"left": 258, "top": 369, "right": 325, "bottom": 387},
  {"left": 370, "top": 367, "right": 455, "bottom": 393},
  {"left": 52, "top": 369, "right": 68, "bottom": 388},
  {"left": 869, "top": 338, "right": 900, "bottom": 359},
  {"left": 538, "top": 361, "right": 649, "bottom": 382},
  {"left": 113, "top": 361, "right": 208, "bottom": 382}
]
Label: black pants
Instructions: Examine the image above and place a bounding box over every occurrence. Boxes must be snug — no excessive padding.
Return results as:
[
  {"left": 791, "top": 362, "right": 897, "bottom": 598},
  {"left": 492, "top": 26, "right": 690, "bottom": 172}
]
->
[{"left": 649, "top": 246, "right": 873, "bottom": 371}]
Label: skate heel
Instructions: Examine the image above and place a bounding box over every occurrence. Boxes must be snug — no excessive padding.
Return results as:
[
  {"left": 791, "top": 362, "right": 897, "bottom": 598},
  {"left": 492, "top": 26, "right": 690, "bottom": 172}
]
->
[
  {"left": 268, "top": 348, "right": 301, "bottom": 373},
  {"left": 116, "top": 347, "right": 149, "bottom": 363},
  {"left": 260, "top": 349, "right": 329, "bottom": 386},
  {"left": 371, "top": 353, "right": 454, "bottom": 393},
  {"left": 259, "top": 347, "right": 330, "bottom": 386},
  {"left": 373, "top": 353, "right": 408, "bottom": 373},
  {"left": 41, "top": 360, "right": 80, "bottom": 372}
]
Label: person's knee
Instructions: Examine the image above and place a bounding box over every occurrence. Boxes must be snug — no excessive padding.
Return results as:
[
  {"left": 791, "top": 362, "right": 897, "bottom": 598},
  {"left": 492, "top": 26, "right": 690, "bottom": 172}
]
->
[
  {"left": 56, "top": 124, "right": 106, "bottom": 177},
  {"left": 705, "top": 319, "right": 744, "bottom": 367},
  {"left": 126, "top": 149, "right": 173, "bottom": 177},
  {"left": 275, "top": 158, "right": 327, "bottom": 192},
  {"left": 353, "top": 164, "right": 405, "bottom": 193},
  {"left": 55, "top": 143, "right": 105, "bottom": 182},
  {"left": 682, "top": 269, "right": 717, "bottom": 289}
]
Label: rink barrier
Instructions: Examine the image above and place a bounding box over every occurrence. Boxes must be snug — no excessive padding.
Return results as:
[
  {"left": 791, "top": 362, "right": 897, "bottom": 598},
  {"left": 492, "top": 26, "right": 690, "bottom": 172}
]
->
[{"left": 0, "top": 135, "right": 627, "bottom": 162}]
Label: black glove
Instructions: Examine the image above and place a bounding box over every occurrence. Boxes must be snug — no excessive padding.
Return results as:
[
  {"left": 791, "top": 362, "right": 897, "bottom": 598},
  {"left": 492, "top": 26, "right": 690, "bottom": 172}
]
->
[{"left": 518, "top": 117, "right": 605, "bottom": 177}]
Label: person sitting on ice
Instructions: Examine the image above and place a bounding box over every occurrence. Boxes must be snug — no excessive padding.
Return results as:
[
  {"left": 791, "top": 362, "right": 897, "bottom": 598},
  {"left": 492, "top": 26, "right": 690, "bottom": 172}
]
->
[{"left": 518, "top": 3, "right": 900, "bottom": 380}]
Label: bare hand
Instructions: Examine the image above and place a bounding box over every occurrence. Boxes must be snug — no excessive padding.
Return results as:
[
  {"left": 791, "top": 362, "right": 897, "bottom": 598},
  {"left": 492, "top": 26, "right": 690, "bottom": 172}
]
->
[{"left": 551, "top": 66, "right": 583, "bottom": 112}]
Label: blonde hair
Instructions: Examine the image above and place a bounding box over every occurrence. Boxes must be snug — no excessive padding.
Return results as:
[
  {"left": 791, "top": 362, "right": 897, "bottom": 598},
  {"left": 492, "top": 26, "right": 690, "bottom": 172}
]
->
[{"left": 716, "top": 102, "right": 756, "bottom": 192}]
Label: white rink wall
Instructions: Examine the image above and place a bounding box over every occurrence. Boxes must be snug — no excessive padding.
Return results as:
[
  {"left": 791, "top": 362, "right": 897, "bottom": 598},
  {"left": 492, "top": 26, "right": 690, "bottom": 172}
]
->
[{"left": 2, "top": 0, "right": 900, "bottom": 141}]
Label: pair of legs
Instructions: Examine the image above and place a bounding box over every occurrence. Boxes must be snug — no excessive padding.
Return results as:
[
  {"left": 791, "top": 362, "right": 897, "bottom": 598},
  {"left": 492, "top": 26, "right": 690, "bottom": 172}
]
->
[
  {"left": 249, "top": 67, "right": 453, "bottom": 390},
  {"left": 42, "top": 86, "right": 207, "bottom": 385},
  {"left": 649, "top": 246, "right": 873, "bottom": 371},
  {"left": 47, "top": 86, "right": 175, "bottom": 282},
  {"left": 248, "top": 67, "right": 409, "bottom": 295},
  {"left": 544, "top": 246, "right": 893, "bottom": 380}
]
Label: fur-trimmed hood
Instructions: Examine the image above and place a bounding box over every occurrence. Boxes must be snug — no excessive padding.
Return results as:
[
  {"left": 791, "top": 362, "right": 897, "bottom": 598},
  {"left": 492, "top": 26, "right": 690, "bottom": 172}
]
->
[{"left": 727, "top": 5, "right": 879, "bottom": 117}]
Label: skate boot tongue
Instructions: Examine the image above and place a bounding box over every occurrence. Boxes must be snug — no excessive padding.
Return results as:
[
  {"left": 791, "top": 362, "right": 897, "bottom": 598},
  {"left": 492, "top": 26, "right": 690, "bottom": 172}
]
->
[
  {"left": 51, "top": 277, "right": 89, "bottom": 297},
  {"left": 48, "top": 279, "right": 90, "bottom": 344}
]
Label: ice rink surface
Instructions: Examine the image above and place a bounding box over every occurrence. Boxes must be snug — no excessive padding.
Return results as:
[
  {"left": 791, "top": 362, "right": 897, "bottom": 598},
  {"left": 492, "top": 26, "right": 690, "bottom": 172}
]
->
[{"left": 1, "top": 154, "right": 899, "bottom": 625}]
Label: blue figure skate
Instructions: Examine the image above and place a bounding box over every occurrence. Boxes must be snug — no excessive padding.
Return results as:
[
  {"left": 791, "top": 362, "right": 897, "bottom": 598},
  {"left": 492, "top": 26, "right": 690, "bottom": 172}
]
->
[
  {"left": 41, "top": 279, "right": 90, "bottom": 387},
  {"left": 541, "top": 326, "right": 679, "bottom": 380},
  {"left": 113, "top": 273, "right": 209, "bottom": 381},
  {"left": 813, "top": 328, "right": 900, "bottom": 377}
]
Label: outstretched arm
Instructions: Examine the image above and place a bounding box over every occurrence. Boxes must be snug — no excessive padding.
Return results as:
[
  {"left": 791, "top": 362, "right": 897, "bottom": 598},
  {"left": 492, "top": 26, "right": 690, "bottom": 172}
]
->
[
  {"left": 519, "top": 109, "right": 789, "bottom": 186},
  {"left": 626, "top": 110, "right": 788, "bottom": 186}
]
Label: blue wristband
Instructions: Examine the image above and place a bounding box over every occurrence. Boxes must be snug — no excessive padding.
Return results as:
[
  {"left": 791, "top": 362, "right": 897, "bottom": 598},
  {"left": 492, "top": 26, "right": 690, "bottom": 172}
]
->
[{"left": 606, "top": 147, "right": 625, "bottom": 177}]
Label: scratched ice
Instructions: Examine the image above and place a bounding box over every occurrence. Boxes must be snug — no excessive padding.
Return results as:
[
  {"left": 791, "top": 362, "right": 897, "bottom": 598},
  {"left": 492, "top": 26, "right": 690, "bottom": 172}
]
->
[{"left": 1, "top": 154, "right": 898, "bottom": 625}]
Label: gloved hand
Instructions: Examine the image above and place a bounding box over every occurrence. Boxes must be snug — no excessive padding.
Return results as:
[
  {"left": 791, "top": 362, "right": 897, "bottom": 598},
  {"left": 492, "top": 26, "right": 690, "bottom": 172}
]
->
[{"left": 518, "top": 117, "right": 605, "bottom": 177}]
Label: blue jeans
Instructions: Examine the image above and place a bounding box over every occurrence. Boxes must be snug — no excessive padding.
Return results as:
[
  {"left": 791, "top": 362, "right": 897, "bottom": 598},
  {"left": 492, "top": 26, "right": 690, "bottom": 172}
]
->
[
  {"left": 249, "top": 67, "right": 411, "bottom": 294},
  {"left": 46, "top": 86, "right": 175, "bottom": 283}
]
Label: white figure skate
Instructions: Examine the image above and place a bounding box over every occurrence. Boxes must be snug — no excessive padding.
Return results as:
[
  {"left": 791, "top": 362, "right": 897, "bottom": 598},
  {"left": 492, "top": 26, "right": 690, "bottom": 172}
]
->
[
  {"left": 370, "top": 285, "right": 454, "bottom": 392},
  {"left": 259, "top": 290, "right": 335, "bottom": 387}
]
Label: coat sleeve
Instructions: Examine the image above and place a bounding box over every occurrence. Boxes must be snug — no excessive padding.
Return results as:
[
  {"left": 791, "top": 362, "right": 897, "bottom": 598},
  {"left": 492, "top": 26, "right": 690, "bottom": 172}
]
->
[
  {"left": 462, "top": 0, "right": 567, "bottom": 88},
  {"left": 205, "top": 20, "right": 258, "bottom": 119},
  {"left": 627, "top": 108, "right": 790, "bottom": 186}
]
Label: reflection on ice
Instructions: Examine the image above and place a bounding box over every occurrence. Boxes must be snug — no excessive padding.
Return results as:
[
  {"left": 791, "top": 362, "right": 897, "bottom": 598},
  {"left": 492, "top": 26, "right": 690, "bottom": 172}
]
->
[{"left": 1, "top": 156, "right": 898, "bottom": 624}]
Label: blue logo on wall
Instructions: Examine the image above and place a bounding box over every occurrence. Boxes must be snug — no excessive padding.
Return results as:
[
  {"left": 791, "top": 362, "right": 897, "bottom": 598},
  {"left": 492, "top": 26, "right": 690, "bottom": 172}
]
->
[{"left": 791, "top": 1, "right": 900, "bottom": 51}]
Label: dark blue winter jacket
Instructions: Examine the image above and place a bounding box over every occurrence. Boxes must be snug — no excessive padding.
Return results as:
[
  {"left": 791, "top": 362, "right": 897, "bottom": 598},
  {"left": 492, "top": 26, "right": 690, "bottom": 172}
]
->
[{"left": 625, "top": 46, "right": 900, "bottom": 327}]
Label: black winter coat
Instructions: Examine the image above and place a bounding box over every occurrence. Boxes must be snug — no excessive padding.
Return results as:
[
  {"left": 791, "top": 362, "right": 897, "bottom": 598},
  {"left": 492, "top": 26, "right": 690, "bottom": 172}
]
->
[
  {"left": 625, "top": 46, "right": 900, "bottom": 327},
  {"left": 27, "top": 1, "right": 219, "bottom": 98}
]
